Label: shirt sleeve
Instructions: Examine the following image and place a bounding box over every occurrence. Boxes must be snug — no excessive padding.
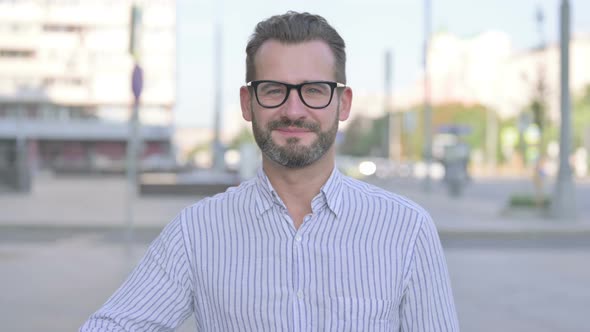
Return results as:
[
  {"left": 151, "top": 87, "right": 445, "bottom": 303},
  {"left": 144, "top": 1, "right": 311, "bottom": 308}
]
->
[
  {"left": 80, "top": 215, "right": 194, "bottom": 332},
  {"left": 399, "top": 213, "right": 460, "bottom": 331}
]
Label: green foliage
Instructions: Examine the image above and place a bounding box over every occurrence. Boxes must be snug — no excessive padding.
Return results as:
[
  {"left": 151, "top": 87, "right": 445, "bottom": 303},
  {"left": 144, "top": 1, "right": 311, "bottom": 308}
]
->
[
  {"left": 411, "top": 103, "right": 491, "bottom": 158},
  {"left": 339, "top": 115, "right": 385, "bottom": 156},
  {"left": 497, "top": 117, "right": 517, "bottom": 163},
  {"left": 402, "top": 106, "right": 424, "bottom": 160},
  {"left": 186, "top": 141, "right": 211, "bottom": 163},
  {"left": 341, "top": 103, "right": 495, "bottom": 159},
  {"left": 573, "top": 85, "right": 590, "bottom": 147},
  {"left": 228, "top": 126, "right": 255, "bottom": 150},
  {"left": 531, "top": 99, "right": 546, "bottom": 132},
  {"left": 438, "top": 103, "right": 489, "bottom": 149},
  {"left": 340, "top": 84, "right": 590, "bottom": 162},
  {"left": 540, "top": 84, "right": 590, "bottom": 151},
  {"left": 508, "top": 193, "right": 550, "bottom": 209}
]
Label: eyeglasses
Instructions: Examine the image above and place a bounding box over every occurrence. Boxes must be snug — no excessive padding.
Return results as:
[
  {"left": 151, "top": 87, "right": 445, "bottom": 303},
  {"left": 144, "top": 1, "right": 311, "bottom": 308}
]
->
[{"left": 247, "top": 80, "right": 346, "bottom": 109}]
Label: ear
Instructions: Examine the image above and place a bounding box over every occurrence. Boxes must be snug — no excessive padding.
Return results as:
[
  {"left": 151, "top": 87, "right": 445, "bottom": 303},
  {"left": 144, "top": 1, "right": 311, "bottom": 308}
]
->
[
  {"left": 337, "top": 87, "right": 353, "bottom": 121},
  {"left": 240, "top": 86, "right": 253, "bottom": 122}
]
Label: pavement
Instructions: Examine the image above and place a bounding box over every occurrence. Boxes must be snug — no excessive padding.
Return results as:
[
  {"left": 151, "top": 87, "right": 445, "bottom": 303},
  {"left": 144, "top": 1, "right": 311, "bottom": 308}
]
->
[
  {"left": 1, "top": 171, "right": 588, "bottom": 235},
  {"left": 369, "top": 175, "right": 590, "bottom": 236}
]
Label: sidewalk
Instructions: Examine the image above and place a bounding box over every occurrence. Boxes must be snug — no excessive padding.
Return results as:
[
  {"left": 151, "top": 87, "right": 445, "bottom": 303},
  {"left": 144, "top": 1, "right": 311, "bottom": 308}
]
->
[
  {"left": 0, "top": 173, "right": 196, "bottom": 230},
  {"left": 1, "top": 172, "right": 589, "bottom": 236},
  {"left": 365, "top": 176, "right": 590, "bottom": 236},
  {"left": 404, "top": 188, "right": 590, "bottom": 236}
]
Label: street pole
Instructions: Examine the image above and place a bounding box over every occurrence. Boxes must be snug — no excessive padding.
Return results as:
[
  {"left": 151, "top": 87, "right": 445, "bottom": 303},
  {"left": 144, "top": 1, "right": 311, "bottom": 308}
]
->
[
  {"left": 551, "top": 0, "right": 576, "bottom": 220},
  {"left": 536, "top": 5, "right": 546, "bottom": 48},
  {"left": 126, "top": 3, "right": 143, "bottom": 245},
  {"left": 15, "top": 104, "right": 29, "bottom": 192},
  {"left": 212, "top": 2, "right": 225, "bottom": 172},
  {"left": 533, "top": 5, "right": 548, "bottom": 207},
  {"left": 422, "top": 0, "right": 433, "bottom": 191},
  {"left": 485, "top": 108, "right": 498, "bottom": 173},
  {"left": 385, "top": 50, "right": 401, "bottom": 163},
  {"left": 384, "top": 50, "right": 391, "bottom": 158}
]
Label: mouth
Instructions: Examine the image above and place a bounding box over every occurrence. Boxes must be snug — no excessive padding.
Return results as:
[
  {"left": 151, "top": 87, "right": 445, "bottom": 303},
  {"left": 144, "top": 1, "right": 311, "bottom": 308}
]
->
[
  {"left": 274, "top": 127, "right": 314, "bottom": 139},
  {"left": 276, "top": 126, "right": 312, "bottom": 133}
]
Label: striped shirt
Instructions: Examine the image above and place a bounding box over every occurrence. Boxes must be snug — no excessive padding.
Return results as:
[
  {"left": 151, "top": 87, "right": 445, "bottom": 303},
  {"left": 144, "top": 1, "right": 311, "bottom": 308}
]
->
[{"left": 81, "top": 167, "right": 459, "bottom": 331}]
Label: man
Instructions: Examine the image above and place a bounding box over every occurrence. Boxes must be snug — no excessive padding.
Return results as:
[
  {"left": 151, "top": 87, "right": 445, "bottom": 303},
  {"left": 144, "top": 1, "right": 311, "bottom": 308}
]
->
[{"left": 81, "top": 11, "right": 459, "bottom": 331}]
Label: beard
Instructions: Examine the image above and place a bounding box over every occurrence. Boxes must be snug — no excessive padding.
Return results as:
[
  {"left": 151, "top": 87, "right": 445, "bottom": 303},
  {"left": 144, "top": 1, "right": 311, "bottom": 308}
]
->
[{"left": 252, "top": 111, "right": 339, "bottom": 169}]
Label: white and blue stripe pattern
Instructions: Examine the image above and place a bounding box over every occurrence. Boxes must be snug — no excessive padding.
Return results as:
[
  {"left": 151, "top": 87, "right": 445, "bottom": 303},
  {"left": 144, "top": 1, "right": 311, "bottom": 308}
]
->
[{"left": 81, "top": 168, "right": 459, "bottom": 331}]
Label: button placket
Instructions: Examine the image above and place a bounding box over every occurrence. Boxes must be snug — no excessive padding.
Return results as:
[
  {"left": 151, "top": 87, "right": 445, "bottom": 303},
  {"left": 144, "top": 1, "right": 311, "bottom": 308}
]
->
[
  {"left": 292, "top": 230, "right": 306, "bottom": 330},
  {"left": 297, "top": 290, "right": 304, "bottom": 299}
]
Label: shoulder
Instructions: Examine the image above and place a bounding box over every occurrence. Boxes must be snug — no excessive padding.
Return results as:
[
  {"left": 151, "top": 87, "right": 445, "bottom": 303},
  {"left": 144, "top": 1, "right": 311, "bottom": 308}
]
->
[
  {"left": 340, "top": 175, "right": 431, "bottom": 221},
  {"left": 175, "top": 177, "right": 258, "bottom": 226},
  {"left": 338, "top": 176, "right": 438, "bottom": 272}
]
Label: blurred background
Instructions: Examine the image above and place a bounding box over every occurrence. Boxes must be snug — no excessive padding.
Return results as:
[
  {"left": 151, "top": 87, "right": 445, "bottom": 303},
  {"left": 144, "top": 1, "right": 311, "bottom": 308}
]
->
[{"left": 0, "top": 0, "right": 589, "bottom": 331}]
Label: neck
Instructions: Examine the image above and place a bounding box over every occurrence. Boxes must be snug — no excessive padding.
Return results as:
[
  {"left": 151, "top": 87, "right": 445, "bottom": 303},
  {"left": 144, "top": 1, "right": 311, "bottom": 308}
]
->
[{"left": 262, "top": 151, "right": 335, "bottom": 221}]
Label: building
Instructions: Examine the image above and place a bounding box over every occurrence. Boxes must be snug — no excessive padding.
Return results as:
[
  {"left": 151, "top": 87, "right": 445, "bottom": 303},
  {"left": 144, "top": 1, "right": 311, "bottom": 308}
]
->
[
  {"left": 395, "top": 30, "right": 590, "bottom": 120},
  {"left": 0, "top": 0, "right": 176, "bottom": 189}
]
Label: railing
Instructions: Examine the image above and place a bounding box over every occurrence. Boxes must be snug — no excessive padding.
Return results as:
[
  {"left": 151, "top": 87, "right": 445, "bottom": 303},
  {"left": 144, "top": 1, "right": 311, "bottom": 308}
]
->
[{"left": 0, "top": 118, "right": 171, "bottom": 140}]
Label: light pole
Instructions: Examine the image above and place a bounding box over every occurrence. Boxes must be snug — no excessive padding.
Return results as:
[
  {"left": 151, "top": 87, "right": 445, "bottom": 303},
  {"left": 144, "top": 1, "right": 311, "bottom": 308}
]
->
[
  {"left": 212, "top": 2, "right": 225, "bottom": 171},
  {"left": 551, "top": 0, "right": 576, "bottom": 220},
  {"left": 384, "top": 50, "right": 401, "bottom": 163},
  {"left": 422, "top": 0, "right": 433, "bottom": 191},
  {"left": 126, "top": 3, "right": 143, "bottom": 244},
  {"left": 384, "top": 50, "right": 391, "bottom": 158}
]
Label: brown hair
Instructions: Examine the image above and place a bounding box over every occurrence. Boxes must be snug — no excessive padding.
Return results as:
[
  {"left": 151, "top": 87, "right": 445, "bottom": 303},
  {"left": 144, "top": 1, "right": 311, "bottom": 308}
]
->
[{"left": 245, "top": 11, "right": 346, "bottom": 84}]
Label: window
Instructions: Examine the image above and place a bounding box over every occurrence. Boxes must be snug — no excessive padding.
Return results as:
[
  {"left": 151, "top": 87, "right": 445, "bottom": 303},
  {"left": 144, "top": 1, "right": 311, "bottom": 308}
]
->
[
  {"left": 42, "top": 24, "right": 83, "bottom": 33},
  {"left": 0, "top": 49, "right": 35, "bottom": 58},
  {"left": 43, "top": 77, "right": 84, "bottom": 86}
]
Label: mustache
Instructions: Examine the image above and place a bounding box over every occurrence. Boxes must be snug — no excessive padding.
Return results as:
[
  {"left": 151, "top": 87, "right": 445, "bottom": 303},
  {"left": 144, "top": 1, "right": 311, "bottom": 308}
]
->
[{"left": 267, "top": 118, "right": 320, "bottom": 132}]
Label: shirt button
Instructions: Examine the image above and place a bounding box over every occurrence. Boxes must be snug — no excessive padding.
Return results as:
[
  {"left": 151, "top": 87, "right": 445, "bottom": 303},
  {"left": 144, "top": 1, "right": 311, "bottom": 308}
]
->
[
  {"left": 295, "top": 235, "right": 302, "bottom": 242},
  {"left": 297, "top": 290, "right": 304, "bottom": 299}
]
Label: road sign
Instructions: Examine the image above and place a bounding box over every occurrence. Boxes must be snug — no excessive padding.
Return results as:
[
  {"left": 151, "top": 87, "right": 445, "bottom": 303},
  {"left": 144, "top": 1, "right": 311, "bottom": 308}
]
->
[{"left": 132, "top": 63, "right": 143, "bottom": 101}]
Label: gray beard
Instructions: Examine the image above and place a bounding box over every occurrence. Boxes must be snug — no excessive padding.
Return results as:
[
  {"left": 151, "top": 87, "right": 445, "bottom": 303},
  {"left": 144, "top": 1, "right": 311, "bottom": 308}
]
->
[{"left": 252, "top": 112, "right": 339, "bottom": 169}]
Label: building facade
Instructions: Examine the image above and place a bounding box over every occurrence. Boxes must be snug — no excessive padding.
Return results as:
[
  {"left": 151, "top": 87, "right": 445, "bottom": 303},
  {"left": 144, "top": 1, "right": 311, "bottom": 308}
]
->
[
  {"left": 0, "top": 0, "right": 176, "bottom": 188},
  {"left": 395, "top": 30, "right": 590, "bottom": 120}
]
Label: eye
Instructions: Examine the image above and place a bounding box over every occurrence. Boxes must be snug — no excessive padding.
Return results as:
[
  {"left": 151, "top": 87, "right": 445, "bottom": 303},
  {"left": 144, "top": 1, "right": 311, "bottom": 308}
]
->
[
  {"left": 265, "top": 88, "right": 284, "bottom": 95},
  {"left": 303, "top": 83, "right": 330, "bottom": 95},
  {"left": 259, "top": 83, "right": 286, "bottom": 96}
]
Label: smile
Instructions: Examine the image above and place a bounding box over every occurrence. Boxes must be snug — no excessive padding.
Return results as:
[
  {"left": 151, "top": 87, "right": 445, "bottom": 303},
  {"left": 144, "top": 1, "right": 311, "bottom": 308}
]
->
[{"left": 276, "top": 127, "right": 312, "bottom": 133}]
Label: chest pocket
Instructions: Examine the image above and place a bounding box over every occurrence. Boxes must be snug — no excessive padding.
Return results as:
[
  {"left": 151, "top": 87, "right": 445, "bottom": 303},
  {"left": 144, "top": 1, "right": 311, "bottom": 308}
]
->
[{"left": 325, "top": 296, "right": 398, "bottom": 331}]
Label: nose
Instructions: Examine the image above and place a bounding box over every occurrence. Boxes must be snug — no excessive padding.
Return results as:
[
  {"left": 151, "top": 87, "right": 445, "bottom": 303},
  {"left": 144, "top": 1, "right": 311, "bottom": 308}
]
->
[{"left": 280, "top": 87, "right": 308, "bottom": 119}]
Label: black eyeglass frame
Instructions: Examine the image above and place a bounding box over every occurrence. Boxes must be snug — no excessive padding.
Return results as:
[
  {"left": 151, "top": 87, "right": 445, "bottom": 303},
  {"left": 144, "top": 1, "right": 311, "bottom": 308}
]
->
[{"left": 246, "top": 80, "right": 346, "bottom": 109}]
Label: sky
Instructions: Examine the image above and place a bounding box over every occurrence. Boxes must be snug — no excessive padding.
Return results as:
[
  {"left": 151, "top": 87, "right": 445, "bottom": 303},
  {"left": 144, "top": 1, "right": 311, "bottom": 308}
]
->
[{"left": 175, "top": 0, "right": 590, "bottom": 130}]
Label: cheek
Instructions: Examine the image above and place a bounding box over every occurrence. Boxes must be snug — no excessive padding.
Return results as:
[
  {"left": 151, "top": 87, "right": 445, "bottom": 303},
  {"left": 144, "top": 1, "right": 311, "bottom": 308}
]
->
[
  {"left": 318, "top": 112, "right": 339, "bottom": 129},
  {"left": 254, "top": 111, "right": 269, "bottom": 122},
  {"left": 251, "top": 111, "right": 273, "bottom": 130}
]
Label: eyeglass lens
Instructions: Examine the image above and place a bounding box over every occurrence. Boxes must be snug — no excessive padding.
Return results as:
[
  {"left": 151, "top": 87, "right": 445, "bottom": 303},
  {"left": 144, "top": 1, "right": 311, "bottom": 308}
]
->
[{"left": 256, "top": 82, "right": 333, "bottom": 108}]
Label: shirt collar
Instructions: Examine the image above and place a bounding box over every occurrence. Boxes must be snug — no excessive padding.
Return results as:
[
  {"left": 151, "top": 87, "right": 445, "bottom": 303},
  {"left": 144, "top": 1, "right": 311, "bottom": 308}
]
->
[
  {"left": 254, "top": 168, "right": 277, "bottom": 216},
  {"left": 317, "top": 167, "right": 343, "bottom": 217},
  {"left": 254, "top": 167, "right": 344, "bottom": 218}
]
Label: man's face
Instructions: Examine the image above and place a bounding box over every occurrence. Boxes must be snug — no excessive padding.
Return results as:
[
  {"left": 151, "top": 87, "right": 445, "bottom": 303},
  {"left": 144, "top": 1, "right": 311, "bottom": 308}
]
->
[
  {"left": 240, "top": 40, "right": 352, "bottom": 169},
  {"left": 251, "top": 104, "right": 339, "bottom": 169}
]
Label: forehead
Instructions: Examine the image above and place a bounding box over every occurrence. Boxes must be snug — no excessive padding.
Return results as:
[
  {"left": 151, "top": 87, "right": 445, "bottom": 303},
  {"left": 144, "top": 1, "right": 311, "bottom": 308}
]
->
[{"left": 254, "top": 40, "right": 335, "bottom": 82}]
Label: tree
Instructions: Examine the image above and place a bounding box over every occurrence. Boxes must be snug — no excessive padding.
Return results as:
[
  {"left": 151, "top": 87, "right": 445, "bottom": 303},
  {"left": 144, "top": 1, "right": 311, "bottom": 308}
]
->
[
  {"left": 573, "top": 84, "right": 590, "bottom": 148},
  {"left": 339, "top": 115, "right": 385, "bottom": 156},
  {"left": 227, "top": 126, "right": 255, "bottom": 150}
]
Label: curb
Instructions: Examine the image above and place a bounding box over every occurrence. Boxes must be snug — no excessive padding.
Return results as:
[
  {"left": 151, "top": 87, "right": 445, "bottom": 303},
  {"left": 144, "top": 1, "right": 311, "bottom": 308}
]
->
[
  {"left": 2, "top": 223, "right": 590, "bottom": 238},
  {"left": 437, "top": 226, "right": 590, "bottom": 237},
  {"left": 0, "top": 223, "right": 164, "bottom": 232}
]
